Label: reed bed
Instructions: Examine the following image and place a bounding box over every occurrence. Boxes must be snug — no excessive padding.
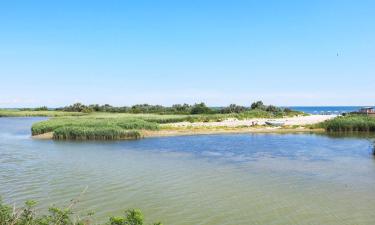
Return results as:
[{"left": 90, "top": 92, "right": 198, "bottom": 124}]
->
[
  {"left": 31, "top": 118, "right": 159, "bottom": 135},
  {"left": 32, "top": 117, "right": 159, "bottom": 140},
  {"left": 319, "top": 115, "right": 375, "bottom": 132},
  {"left": 53, "top": 126, "right": 141, "bottom": 140}
]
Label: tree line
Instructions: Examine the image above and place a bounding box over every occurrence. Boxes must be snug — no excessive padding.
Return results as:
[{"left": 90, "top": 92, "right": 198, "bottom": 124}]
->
[{"left": 51, "top": 101, "right": 292, "bottom": 115}]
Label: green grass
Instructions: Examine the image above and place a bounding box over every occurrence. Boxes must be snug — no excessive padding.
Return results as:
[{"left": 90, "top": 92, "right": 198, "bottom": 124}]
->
[
  {"left": 317, "top": 115, "right": 375, "bottom": 132},
  {"left": 0, "top": 109, "right": 85, "bottom": 117}
]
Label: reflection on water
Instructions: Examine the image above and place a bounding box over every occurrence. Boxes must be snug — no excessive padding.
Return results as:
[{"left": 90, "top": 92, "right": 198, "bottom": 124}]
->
[{"left": 1, "top": 118, "right": 375, "bottom": 224}]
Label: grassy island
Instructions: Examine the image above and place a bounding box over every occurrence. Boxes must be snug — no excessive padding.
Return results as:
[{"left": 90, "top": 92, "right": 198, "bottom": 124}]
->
[{"left": 22, "top": 101, "right": 309, "bottom": 140}]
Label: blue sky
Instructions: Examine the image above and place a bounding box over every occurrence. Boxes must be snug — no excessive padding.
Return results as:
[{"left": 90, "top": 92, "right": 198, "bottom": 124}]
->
[{"left": 0, "top": 0, "right": 374, "bottom": 107}]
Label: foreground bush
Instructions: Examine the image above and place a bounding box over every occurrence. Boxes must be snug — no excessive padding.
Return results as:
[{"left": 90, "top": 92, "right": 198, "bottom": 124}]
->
[
  {"left": 0, "top": 198, "right": 162, "bottom": 225},
  {"left": 318, "top": 115, "right": 375, "bottom": 132}
]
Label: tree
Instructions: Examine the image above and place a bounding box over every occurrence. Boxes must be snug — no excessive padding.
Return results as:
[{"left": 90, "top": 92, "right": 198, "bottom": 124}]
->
[
  {"left": 251, "top": 101, "right": 265, "bottom": 110},
  {"left": 266, "top": 105, "right": 280, "bottom": 112},
  {"left": 220, "top": 104, "right": 246, "bottom": 114},
  {"left": 190, "top": 103, "right": 213, "bottom": 114}
]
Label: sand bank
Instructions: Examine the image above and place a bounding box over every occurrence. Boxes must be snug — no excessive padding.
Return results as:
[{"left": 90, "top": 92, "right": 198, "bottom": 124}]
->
[{"left": 166, "top": 115, "right": 336, "bottom": 128}]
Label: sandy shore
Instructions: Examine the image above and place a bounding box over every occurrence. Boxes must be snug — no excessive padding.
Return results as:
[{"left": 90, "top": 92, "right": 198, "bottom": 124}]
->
[
  {"left": 165, "top": 115, "right": 336, "bottom": 128},
  {"left": 143, "top": 115, "right": 334, "bottom": 137},
  {"left": 32, "top": 132, "right": 53, "bottom": 139},
  {"left": 142, "top": 127, "right": 325, "bottom": 138}
]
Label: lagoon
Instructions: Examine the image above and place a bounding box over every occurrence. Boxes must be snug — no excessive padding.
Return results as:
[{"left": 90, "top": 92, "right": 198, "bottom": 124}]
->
[{"left": 1, "top": 117, "right": 375, "bottom": 224}]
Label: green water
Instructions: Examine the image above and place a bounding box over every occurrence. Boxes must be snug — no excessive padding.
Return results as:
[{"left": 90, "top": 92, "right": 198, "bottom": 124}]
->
[{"left": 1, "top": 118, "right": 375, "bottom": 224}]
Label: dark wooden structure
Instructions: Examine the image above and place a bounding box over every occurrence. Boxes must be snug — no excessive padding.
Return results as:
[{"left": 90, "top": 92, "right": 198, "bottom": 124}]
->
[{"left": 351, "top": 107, "right": 375, "bottom": 117}]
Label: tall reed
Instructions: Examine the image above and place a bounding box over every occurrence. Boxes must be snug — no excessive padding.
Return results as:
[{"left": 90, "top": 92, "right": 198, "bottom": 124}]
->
[{"left": 319, "top": 115, "right": 375, "bottom": 132}]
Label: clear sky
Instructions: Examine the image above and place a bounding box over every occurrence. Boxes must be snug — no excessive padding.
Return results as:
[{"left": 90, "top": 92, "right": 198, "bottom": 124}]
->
[{"left": 0, "top": 0, "right": 374, "bottom": 107}]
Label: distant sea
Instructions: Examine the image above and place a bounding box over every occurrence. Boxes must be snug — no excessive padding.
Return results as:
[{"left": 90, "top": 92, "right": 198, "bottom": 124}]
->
[{"left": 288, "top": 106, "right": 370, "bottom": 115}]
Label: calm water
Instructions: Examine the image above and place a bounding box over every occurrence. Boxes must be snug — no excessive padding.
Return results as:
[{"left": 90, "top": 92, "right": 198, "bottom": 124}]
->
[
  {"left": 289, "top": 106, "right": 368, "bottom": 115},
  {"left": 1, "top": 118, "right": 375, "bottom": 224}
]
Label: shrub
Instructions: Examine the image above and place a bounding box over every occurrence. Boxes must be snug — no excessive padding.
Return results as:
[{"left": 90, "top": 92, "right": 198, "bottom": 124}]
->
[
  {"left": 265, "top": 105, "right": 280, "bottom": 112},
  {"left": 34, "top": 106, "right": 49, "bottom": 111},
  {"left": 220, "top": 104, "right": 247, "bottom": 114},
  {"left": 190, "top": 103, "right": 213, "bottom": 114},
  {"left": 250, "top": 101, "right": 266, "bottom": 110},
  {"left": 0, "top": 197, "right": 163, "bottom": 225}
]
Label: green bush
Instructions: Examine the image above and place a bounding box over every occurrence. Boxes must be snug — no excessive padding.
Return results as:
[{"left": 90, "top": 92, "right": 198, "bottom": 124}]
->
[
  {"left": 250, "top": 101, "right": 266, "bottom": 110},
  {"left": 220, "top": 104, "right": 246, "bottom": 113},
  {"left": 0, "top": 197, "right": 162, "bottom": 225},
  {"left": 190, "top": 103, "right": 214, "bottom": 114}
]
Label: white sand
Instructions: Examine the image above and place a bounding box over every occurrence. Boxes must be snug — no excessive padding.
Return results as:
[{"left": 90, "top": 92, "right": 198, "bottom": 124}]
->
[{"left": 167, "top": 115, "right": 337, "bottom": 128}]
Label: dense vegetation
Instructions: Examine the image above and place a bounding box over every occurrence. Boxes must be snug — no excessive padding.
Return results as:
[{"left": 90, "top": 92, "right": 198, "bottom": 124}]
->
[
  {"left": 53, "top": 127, "right": 141, "bottom": 140},
  {"left": 2, "top": 101, "right": 303, "bottom": 118},
  {"left": 32, "top": 118, "right": 159, "bottom": 135},
  {"left": 318, "top": 115, "right": 375, "bottom": 132},
  {"left": 11, "top": 101, "right": 304, "bottom": 140},
  {"left": 57, "top": 101, "right": 299, "bottom": 116},
  {"left": 32, "top": 117, "right": 159, "bottom": 140},
  {"left": 0, "top": 197, "right": 162, "bottom": 225}
]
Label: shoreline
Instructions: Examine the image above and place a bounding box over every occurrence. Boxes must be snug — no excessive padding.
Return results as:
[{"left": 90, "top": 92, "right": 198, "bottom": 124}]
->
[
  {"left": 32, "top": 127, "right": 326, "bottom": 140},
  {"left": 141, "top": 127, "right": 325, "bottom": 138}
]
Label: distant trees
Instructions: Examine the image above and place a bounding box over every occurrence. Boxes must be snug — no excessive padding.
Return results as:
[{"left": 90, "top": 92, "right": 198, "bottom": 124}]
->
[
  {"left": 190, "top": 103, "right": 213, "bottom": 114},
  {"left": 61, "top": 103, "right": 92, "bottom": 113},
  {"left": 251, "top": 101, "right": 266, "bottom": 110},
  {"left": 171, "top": 104, "right": 191, "bottom": 114},
  {"left": 34, "top": 106, "right": 48, "bottom": 111},
  {"left": 220, "top": 104, "right": 246, "bottom": 114},
  {"left": 20, "top": 106, "right": 48, "bottom": 111},
  {"left": 250, "top": 101, "right": 285, "bottom": 113},
  {"left": 55, "top": 101, "right": 294, "bottom": 116}
]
